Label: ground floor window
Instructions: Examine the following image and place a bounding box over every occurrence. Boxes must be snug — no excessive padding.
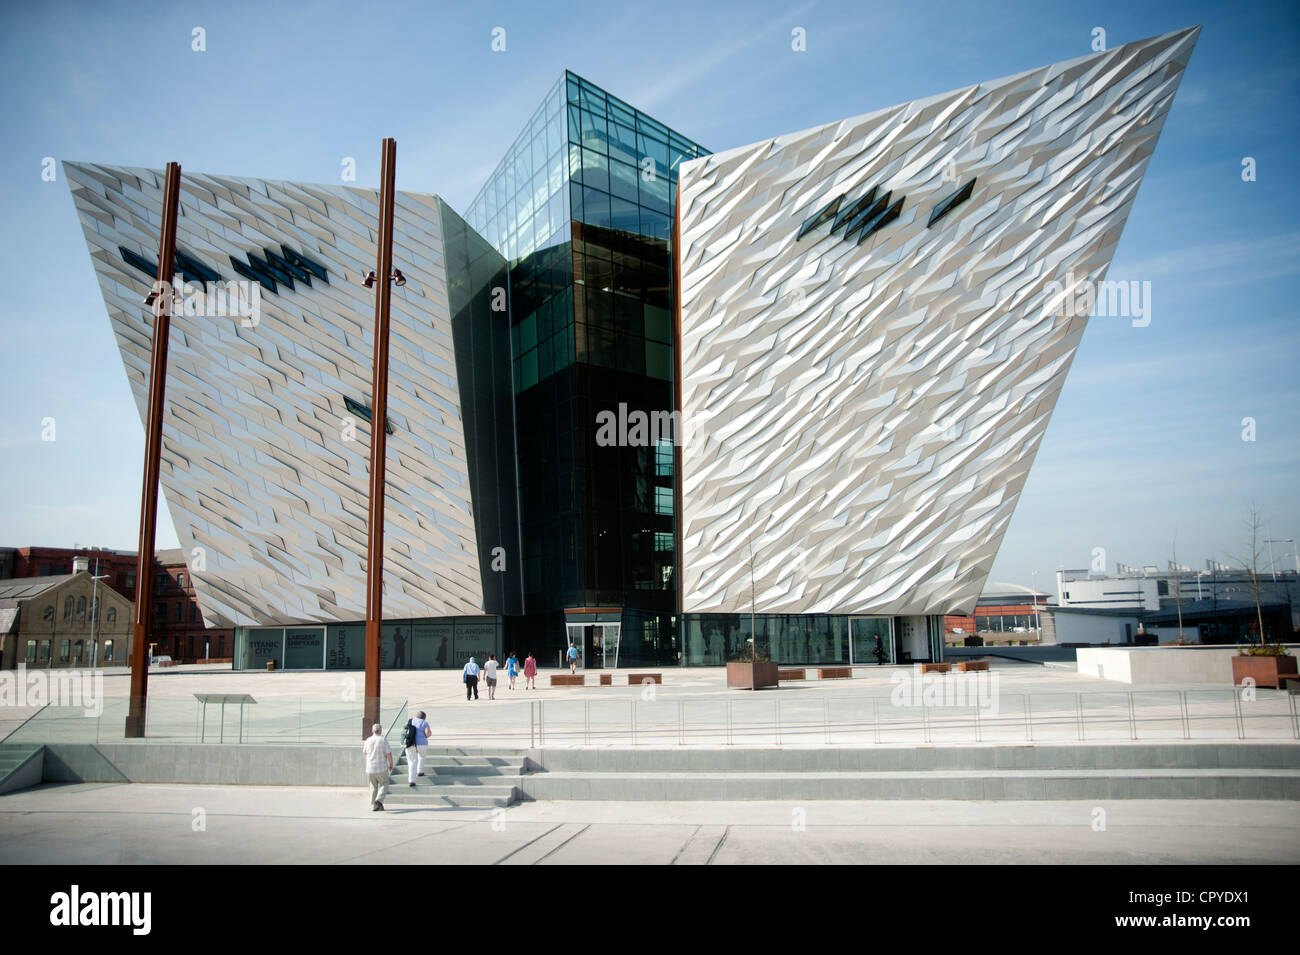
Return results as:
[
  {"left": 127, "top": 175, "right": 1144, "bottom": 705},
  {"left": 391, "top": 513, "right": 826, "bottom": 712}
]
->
[
  {"left": 38, "top": 640, "right": 50, "bottom": 663},
  {"left": 103, "top": 640, "right": 113, "bottom": 662},
  {"left": 682, "top": 613, "right": 941, "bottom": 666},
  {"left": 26, "top": 640, "right": 37, "bottom": 663},
  {"left": 236, "top": 617, "right": 504, "bottom": 670}
]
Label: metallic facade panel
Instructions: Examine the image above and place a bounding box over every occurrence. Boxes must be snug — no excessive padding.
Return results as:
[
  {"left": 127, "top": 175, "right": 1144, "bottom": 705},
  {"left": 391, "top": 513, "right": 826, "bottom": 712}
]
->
[
  {"left": 676, "top": 28, "right": 1199, "bottom": 616},
  {"left": 66, "top": 164, "right": 500, "bottom": 627}
]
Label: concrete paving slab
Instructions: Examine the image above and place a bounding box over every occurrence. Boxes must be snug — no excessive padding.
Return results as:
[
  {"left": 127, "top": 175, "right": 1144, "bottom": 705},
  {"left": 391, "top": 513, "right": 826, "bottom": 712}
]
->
[{"left": 0, "top": 782, "right": 1295, "bottom": 864}]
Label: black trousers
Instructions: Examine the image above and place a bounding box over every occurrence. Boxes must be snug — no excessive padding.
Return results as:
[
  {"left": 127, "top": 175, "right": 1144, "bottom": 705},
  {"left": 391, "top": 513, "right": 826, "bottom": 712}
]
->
[{"left": 465, "top": 675, "right": 478, "bottom": 699}]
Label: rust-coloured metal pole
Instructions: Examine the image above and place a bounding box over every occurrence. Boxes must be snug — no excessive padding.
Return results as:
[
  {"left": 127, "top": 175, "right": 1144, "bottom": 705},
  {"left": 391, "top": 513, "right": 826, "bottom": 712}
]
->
[
  {"left": 125, "top": 162, "right": 181, "bottom": 738},
  {"left": 363, "top": 138, "right": 397, "bottom": 738}
]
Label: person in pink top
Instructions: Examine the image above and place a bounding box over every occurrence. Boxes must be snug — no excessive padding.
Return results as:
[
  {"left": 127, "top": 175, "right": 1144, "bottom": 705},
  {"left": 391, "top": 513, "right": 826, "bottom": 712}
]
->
[{"left": 523, "top": 651, "right": 537, "bottom": 690}]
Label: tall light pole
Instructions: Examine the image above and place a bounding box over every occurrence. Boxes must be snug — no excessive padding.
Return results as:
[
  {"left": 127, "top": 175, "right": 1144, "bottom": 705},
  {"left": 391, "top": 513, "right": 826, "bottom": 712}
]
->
[
  {"left": 87, "top": 557, "right": 109, "bottom": 668},
  {"left": 361, "top": 138, "right": 403, "bottom": 739},
  {"left": 126, "top": 161, "right": 181, "bottom": 739}
]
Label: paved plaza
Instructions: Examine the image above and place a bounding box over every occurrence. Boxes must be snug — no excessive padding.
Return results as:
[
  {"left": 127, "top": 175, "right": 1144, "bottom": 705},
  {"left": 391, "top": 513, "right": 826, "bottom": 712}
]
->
[
  {"left": 1, "top": 782, "right": 1296, "bottom": 864},
  {"left": 3, "top": 659, "right": 1297, "bottom": 746},
  {"left": 3, "top": 660, "right": 1297, "bottom": 864}
]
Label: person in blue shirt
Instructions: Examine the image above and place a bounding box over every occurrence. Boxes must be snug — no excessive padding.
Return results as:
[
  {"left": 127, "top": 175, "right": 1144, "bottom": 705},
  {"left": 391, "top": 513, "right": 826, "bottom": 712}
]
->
[
  {"left": 567, "top": 642, "right": 579, "bottom": 674},
  {"left": 463, "top": 656, "right": 481, "bottom": 701},
  {"left": 506, "top": 651, "right": 519, "bottom": 690}
]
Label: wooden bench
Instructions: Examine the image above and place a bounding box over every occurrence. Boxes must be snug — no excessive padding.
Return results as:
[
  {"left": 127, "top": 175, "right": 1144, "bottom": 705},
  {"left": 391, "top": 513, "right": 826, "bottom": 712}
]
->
[
  {"left": 920, "top": 662, "right": 951, "bottom": 674},
  {"left": 1279, "top": 674, "right": 1300, "bottom": 693},
  {"left": 957, "top": 660, "right": 989, "bottom": 672},
  {"left": 549, "top": 674, "right": 584, "bottom": 687},
  {"left": 817, "top": 667, "right": 851, "bottom": 679},
  {"left": 628, "top": 673, "right": 662, "bottom": 685},
  {"left": 599, "top": 673, "right": 612, "bottom": 686},
  {"left": 778, "top": 668, "right": 806, "bottom": 681}
]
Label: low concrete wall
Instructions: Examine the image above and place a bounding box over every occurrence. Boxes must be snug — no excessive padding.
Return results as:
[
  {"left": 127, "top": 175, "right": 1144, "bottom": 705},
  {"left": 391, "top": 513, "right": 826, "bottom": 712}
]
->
[
  {"left": 38, "top": 743, "right": 521, "bottom": 786},
  {"left": 42, "top": 743, "right": 365, "bottom": 786},
  {"left": 1076, "top": 645, "right": 1300, "bottom": 685},
  {"left": 527, "top": 743, "right": 1300, "bottom": 773}
]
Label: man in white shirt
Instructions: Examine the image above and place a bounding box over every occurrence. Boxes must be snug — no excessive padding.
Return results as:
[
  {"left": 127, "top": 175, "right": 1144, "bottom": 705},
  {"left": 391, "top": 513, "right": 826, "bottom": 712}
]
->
[
  {"left": 482, "top": 654, "right": 500, "bottom": 700},
  {"left": 362, "top": 723, "right": 394, "bottom": 811},
  {"left": 405, "top": 710, "right": 432, "bottom": 785}
]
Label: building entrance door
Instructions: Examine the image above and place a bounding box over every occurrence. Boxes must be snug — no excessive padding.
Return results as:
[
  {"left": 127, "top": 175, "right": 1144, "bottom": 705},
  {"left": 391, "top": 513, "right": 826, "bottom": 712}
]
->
[
  {"left": 849, "top": 617, "right": 893, "bottom": 665},
  {"left": 565, "top": 622, "right": 622, "bottom": 669}
]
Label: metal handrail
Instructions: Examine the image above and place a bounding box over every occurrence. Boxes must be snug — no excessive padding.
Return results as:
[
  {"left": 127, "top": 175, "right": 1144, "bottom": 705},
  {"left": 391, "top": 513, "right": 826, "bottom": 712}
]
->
[
  {"left": 384, "top": 698, "right": 409, "bottom": 746},
  {"left": 522, "top": 687, "right": 1298, "bottom": 747}
]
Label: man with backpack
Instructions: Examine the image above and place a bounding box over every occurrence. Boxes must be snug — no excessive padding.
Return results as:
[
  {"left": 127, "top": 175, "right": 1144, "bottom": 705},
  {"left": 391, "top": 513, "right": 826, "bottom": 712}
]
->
[{"left": 402, "top": 710, "right": 432, "bottom": 786}]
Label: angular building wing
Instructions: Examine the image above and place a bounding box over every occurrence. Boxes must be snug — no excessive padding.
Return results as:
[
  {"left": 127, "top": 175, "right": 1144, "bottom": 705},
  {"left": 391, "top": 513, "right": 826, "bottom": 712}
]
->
[
  {"left": 676, "top": 27, "right": 1199, "bottom": 616},
  {"left": 66, "top": 163, "right": 520, "bottom": 628}
]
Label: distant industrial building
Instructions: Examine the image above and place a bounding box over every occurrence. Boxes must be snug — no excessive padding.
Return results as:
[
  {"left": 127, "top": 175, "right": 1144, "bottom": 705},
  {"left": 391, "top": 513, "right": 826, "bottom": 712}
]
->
[{"left": 1049, "top": 563, "right": 1298, "bottom": 645}]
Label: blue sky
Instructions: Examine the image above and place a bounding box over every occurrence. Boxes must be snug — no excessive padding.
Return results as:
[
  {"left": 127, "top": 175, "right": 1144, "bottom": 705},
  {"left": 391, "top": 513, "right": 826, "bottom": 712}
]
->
[{"left": 0, "top": 0, "right": 1296, "bottom": 595}]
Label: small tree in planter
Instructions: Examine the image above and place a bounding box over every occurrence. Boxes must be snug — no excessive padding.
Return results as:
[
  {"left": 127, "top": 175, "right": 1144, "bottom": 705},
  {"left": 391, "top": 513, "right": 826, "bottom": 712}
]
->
[
  {"left": 727, "top": 540, "right": 779, "bottom": 689},
  {"left": 1229, "top": 503, "right": 1296, "bottom": 687}
]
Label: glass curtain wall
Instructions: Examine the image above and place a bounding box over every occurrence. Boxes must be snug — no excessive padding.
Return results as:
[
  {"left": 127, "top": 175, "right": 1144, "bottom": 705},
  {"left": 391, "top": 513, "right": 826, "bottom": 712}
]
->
[{"left": 466, "top": 71, "right": 707, "bottom": 666}]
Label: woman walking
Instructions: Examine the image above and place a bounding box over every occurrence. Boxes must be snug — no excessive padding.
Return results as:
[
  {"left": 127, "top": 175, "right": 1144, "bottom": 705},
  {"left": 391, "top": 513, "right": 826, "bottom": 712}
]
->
[
  {"left": 506, "top": 651, "right": 519, "bottom": 690},
  {"left": 523, "top": 651, "right": 537, "bottom": 690}
]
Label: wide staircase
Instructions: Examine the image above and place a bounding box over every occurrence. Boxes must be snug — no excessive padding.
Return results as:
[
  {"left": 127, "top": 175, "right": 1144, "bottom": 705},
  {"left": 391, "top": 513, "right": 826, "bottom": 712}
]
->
[{"left": 384, "top": 747, "right": 525, "bottom": 808}]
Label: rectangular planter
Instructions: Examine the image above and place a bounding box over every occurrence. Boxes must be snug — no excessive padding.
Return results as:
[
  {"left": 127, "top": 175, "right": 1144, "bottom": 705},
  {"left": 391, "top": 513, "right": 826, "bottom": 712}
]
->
[
  {"left": 727, "top": 661, "right": 779, "bottom": 690},
  {"left": 1232, "top": 654, "right": 1298, "bottom": 689}
]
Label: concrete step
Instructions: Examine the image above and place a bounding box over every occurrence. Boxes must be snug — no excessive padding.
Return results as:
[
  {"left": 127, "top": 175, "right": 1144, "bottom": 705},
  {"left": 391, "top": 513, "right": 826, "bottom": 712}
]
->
[
  {"left": 396, "top": 755, "right": 525, "bottom": 769},
  {"left": 381, "top": 783, "right": 518, "bottom": 808},
  {"left": 392, "top": 754, "right": 527, "bottom": 779},
  {"left": 516, "top": 768, "right": 1300, "bottom": 801},
  {"left": 391, "top": 774, "right": 521, "bottom": 788},
  {"left": 405, "top": 765, "right": 524, "bottom": 777},
  {"left": 399, "top": 747, "right": 528, "bottom": 758}
]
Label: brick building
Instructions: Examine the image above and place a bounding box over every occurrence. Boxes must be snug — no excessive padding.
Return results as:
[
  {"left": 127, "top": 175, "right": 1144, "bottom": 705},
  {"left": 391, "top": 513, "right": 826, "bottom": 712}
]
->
[
  {"left": 0, "top": 570, "right": 134, "bottom": 669},
  {"left": 0, "top": 545, "right": 233, "bottom": 663}
]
